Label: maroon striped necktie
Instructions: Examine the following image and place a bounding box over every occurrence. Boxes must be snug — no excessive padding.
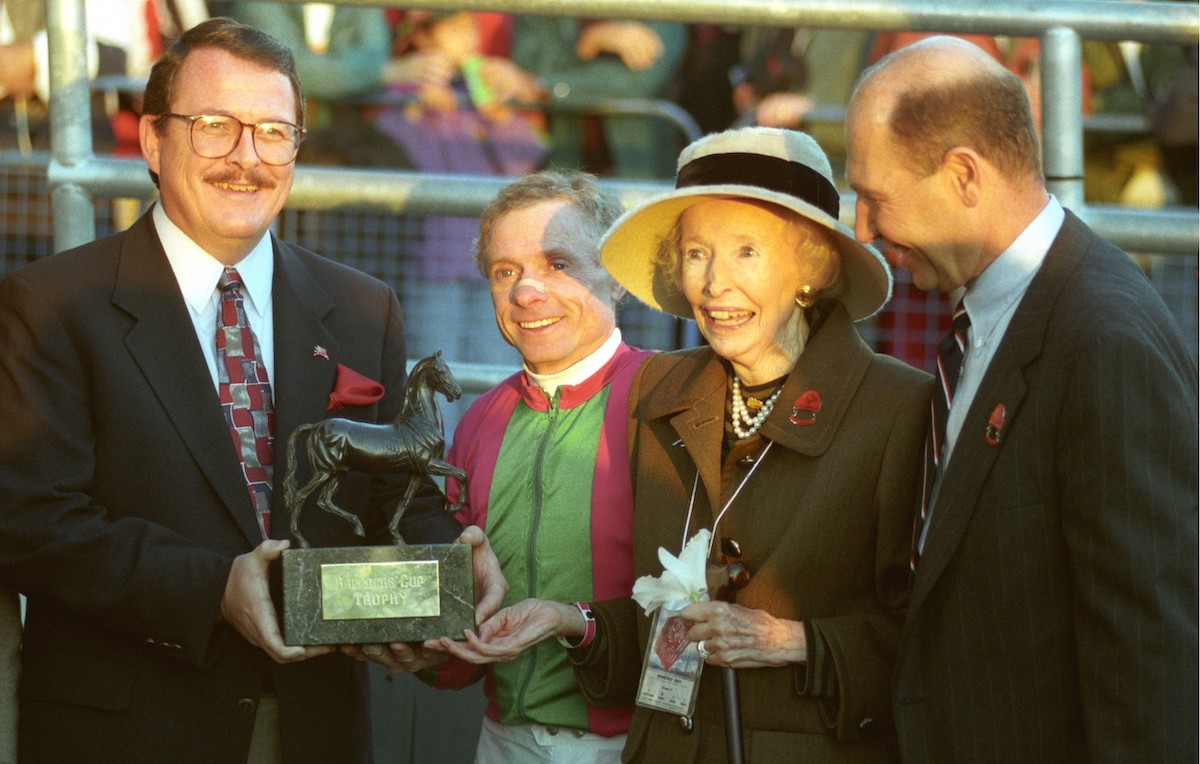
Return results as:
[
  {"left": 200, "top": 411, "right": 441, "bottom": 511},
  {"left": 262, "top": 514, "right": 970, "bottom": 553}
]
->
[
  {"left": 216, "top": 267, "right": 274, "bottom": 539},
  {"left": 911, "top": 301, "right": 970, "bottom": 571}
]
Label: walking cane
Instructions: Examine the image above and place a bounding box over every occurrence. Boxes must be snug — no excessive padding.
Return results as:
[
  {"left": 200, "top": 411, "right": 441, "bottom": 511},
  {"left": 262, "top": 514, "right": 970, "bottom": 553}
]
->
[
  {"left": 716, "top": 538, "right": 750, "bottom": 764},
  {"left": 722, "top": 666, "right": 744, "bottom": 764}
]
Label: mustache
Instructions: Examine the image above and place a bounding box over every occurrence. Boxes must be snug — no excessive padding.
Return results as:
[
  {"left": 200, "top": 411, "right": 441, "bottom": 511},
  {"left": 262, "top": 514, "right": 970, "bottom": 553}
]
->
[{"left": 205, "top": 169, "right": 276, "bottom": 189}]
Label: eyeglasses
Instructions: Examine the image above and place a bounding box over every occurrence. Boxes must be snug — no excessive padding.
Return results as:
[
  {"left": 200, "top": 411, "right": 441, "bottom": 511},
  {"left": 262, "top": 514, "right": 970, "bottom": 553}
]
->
[{"left": 166, "top": 114, "right": 305, "bottom": 166}]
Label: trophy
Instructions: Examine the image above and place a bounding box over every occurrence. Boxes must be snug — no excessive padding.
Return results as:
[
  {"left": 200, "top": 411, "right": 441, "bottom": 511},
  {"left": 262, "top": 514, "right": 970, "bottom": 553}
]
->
[{"left": 278, "top": 351, "right": 474, "bottom": 645}]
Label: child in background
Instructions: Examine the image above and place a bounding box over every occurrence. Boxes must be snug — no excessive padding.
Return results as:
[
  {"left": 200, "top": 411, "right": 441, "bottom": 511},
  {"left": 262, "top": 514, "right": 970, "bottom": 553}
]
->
[{"left": 375, "top": 10, "right": 546, "bottom": 367}]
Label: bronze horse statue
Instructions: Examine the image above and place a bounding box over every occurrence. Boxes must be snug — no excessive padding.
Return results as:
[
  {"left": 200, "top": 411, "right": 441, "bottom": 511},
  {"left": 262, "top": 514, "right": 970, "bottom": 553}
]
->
[{"left": 282, "top": 351, "right": 467, "bottom": 547}]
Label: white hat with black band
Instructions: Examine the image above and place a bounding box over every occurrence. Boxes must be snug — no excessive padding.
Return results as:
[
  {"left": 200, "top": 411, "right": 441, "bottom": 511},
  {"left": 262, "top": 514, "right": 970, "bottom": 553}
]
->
[{"left": 600, "top": 126, "right": 891, "bottom": 321}]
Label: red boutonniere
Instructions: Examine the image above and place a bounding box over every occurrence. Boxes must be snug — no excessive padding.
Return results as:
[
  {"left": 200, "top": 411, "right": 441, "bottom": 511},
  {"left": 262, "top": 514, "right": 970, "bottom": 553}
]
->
[
  {"left": 789, "top": 390, "right": 822, "bottom": 426},
  {"left": 327, "top": 364, "right": 385, "bottom": 411},
  {"left": 985, "top": 403, "right": 1006, "bottom": 446}
]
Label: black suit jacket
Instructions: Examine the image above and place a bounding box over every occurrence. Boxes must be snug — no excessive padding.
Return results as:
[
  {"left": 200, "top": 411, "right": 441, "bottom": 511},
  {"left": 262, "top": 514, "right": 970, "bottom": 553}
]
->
[
  {"left": 0, "top": 210, "right": 461, "bottom": 763},
  {"left": 894, "top": 211, "right": 1199, "bottom": 761}
]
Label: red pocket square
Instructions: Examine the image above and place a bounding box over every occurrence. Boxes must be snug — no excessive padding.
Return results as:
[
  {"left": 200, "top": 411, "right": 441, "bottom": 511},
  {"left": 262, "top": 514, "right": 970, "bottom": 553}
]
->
[{"left": 327, "top": 364, "right": 385, "bottom": 411}]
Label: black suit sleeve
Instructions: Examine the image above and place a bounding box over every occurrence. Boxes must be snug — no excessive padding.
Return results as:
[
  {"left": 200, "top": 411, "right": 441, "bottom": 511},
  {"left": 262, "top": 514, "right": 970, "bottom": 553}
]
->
[
  {"left": 0, "top": 271, "right": 232, "bottom": 667},
  {"left": 1056, "top": 320, "right": 1198, "bottom": 759}
]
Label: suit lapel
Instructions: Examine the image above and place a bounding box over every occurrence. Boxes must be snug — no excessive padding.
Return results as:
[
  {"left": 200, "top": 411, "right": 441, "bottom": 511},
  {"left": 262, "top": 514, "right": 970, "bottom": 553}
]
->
[
  {"left": 270, "top": 238, "right": 339, "bottom": 445},
  {"left": 643, "top": 351, "right": 727, "bottom": 515},
  {"left": 640, "top": 303, "right": 873, "bottom": 520},
  {"left": 910, "top": 213, "right": 1090, "bottom": 612},
  {"left": 112, "top": 213, "right": 263, "bottom": 546},
  {"left": 269, "top": 238, "right": 340, "bottom": 539},
  {"left": 757, "top": 302, "right": 874, "bottom": 457}
]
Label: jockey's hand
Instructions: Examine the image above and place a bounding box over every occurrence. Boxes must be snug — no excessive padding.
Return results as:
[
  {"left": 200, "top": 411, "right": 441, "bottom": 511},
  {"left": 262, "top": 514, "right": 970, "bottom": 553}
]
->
[{"left": 460, "top": 525, "right": 507, "bottom": 624}]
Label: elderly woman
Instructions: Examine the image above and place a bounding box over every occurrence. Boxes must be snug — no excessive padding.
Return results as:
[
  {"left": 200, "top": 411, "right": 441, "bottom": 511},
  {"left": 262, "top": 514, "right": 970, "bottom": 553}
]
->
[{"left": 433, "top": 127, "right": 930, "bottom": 761}]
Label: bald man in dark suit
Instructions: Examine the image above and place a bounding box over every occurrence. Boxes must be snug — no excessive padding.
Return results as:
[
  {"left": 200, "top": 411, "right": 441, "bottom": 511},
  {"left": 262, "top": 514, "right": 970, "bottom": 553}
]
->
[{"left": 846, "top": 37, "right": 1198, "bottom": 762}]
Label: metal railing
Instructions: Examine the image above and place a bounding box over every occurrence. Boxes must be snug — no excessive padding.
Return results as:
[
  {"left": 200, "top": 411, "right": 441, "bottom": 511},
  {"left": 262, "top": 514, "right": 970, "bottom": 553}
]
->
[
  {"left": 42, "top": 0, "right": 1200, "bottom": 257},
  {"left": 82, "top": 72, "right": 705, "bottom": 151}
]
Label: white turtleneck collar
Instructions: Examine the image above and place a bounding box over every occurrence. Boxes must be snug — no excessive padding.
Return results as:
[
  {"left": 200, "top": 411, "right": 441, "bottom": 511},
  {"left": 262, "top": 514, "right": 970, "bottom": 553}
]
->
[{"left": 524, "top": 328, "right": 622, "bottom": 397}]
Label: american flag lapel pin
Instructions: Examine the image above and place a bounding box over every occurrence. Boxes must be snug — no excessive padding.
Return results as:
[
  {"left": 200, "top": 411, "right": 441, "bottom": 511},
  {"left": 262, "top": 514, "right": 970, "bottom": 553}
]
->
[
  {"left": 984, "top": 403, "right": 1006, "bottom": 446},
  {"left": 313, "top": 345, "right": 329, "bottom": 360}
]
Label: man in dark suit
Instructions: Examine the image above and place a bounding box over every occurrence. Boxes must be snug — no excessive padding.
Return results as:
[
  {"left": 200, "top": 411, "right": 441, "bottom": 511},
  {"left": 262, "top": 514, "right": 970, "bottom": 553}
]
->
[
  {"left": 0, "top": 18, "right": 502, "bottom": 763},
  {"left": 845, "top": 36, "right": 1198, "bottom": 762}
]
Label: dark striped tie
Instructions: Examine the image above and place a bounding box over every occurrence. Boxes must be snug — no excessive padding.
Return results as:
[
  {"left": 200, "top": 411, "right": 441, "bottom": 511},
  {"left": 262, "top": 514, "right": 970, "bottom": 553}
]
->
[
  {"left": 217, "top": 267, "right": 274, "bottom": 539},
  {"left": 912, "top": 301, "right": 970, "bottom": 571}
]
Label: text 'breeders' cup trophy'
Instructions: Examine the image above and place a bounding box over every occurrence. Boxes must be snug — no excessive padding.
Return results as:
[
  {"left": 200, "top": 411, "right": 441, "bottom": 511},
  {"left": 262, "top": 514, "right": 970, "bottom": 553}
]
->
[{"left": 279, "top": 351, "right": 474, "bottom": 645}]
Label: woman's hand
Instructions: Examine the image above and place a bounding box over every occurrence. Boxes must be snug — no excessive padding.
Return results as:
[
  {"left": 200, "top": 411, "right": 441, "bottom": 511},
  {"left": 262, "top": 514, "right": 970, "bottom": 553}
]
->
[
  {"left": 382, "top": 50, "right": 457, "bottom": 88},
  {"left": 755, "top": 92, "right": 815, "bottom": 129},
  {"left": 681, "top": 600, "right": 807, "bottom": 668},
  {"left": 575, "top": 21, "right": 664, "bottom": 71},
  {"left": 423, "top": 598, "right": 582, "bottom": 665},
  {"left": 480, "top": 57, "right": 544, "bottom": 104}
]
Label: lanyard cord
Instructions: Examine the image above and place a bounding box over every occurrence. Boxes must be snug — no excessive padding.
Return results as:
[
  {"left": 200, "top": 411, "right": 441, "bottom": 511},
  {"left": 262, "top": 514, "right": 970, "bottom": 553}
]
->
[{"left": 680, "top": 440, "right": 775, "bottom": 558}]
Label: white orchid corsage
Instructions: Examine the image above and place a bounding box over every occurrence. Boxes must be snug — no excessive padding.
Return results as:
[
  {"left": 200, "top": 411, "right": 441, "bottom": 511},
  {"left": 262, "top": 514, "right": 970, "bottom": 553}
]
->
[{"left": 632, "top": 529, "right": 712, "bottom": 615}]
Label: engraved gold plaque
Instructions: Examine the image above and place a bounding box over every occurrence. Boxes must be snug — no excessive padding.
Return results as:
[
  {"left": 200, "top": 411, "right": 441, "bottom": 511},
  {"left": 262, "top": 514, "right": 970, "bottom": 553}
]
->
[
  {"left": 320, "top": 561, "right": 440, "bottom": 620},
  {"left": 281, "top": 544, "right": 474, "bottom": 646}
]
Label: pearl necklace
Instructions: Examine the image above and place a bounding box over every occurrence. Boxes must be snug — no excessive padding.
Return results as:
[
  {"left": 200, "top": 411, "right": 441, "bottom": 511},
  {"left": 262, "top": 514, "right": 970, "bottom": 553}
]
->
[{"left": 730, "top": 375, "right": 783, "bottom": 439}]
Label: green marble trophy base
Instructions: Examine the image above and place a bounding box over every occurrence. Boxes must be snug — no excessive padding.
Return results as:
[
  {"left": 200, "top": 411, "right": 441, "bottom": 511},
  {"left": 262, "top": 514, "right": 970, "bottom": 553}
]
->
[{"left": 281, "top": 543, "right": 474, "bottom": 646}]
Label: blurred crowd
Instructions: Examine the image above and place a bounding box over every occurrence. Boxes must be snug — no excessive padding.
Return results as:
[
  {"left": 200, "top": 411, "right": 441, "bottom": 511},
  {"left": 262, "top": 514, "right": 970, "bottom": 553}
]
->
[{"left": 2, "top": 2, "right": 1195, "bottom": 206}]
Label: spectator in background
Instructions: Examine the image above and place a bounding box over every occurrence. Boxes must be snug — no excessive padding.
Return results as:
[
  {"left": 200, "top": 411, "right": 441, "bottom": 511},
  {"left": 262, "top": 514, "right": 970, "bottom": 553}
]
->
[
  {"left": 0, "top": 0, "right": 207, "bottom": 154},
  {"left": 374, "top": 9, "right": 546, "bottom": 369},
  {"left": 672, "top": 23, "right": 861, "bottom": 142},
  {"left": 228, "top": 2, "right": 414, "bottom": 167},
  {"left": 384, "top": 9, "right": 543, "bottom": 124},
  {"left": 1146, "top": 39, "right": 1198, "bottom": 204},
  {"left": 729, "top": 27, "right": 810, "bottom": 128},
  {"left": 418, "top": 170, "right": 650, "bottom": 763},
  {"left": 1005, "top": 33, "right": 1179, "bottom": 207},
  {"left": 671, "top": 24, "right": 741, "bottom": 135},
  {"left": 230, "top": 2, "right": 385, "bottom": 100},
  {"left": 730, "top": 27, "right": 874, "bottom": 164},
  {"left": 510, "top": 15, "right": 687, "bottom": 179},
  {"left": 671, "top": 25, "right": 875, "bottom": 168}
]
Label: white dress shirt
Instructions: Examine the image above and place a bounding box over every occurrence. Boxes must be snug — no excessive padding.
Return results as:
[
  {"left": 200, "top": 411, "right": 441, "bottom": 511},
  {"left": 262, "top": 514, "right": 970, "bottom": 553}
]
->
[
  {"left": 153, "top": 202, "right": 276, "bottom": 392},
  {"left": 920, "top": 195, "right": 1064, "bottom": 552}
]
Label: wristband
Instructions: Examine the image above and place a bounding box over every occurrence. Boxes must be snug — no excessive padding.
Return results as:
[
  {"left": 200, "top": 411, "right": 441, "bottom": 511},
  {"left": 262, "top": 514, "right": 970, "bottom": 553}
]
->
[{"left": 556, "top": 601, "right": 596, "bottom": 649}]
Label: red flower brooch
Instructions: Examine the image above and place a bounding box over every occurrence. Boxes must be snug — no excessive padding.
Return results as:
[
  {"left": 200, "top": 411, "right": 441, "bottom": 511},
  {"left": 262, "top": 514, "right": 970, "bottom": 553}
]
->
[
  {"left": 985, "top": 403, "right": 1006, "bottom": 446},
  {"left": 789, "top": 390, "right": 822, "bottom": 426},
  {"left": 327, "top": 364, "right": 385, "bottom": 411}
]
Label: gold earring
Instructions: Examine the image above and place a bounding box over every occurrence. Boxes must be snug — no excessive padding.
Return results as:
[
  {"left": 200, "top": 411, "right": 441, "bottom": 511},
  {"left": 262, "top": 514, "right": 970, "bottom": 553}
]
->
[{"left": 796, "top": 285, "right": 815, "bottom": 309}]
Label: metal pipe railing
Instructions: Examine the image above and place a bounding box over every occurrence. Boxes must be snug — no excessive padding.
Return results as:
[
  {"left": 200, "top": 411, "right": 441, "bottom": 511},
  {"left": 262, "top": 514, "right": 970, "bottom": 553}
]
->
[
  {"left": 44, "top": 0, "right": 1200, "bottom": 256},
  {"left": 41, "top": 157, "right": 1200, "bottom": 257},
  {"left": 89, "top": 73, "right": 705, "bottom": 146},
  {"left": 1040, "top": 27, "right": 1086, "bottom": 211},
  {"left": 254, "top": 0, "right": 1200, "bottom": 44},
  {"left": 45, "top": 0, "right": 96, "bottom": 248}
]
